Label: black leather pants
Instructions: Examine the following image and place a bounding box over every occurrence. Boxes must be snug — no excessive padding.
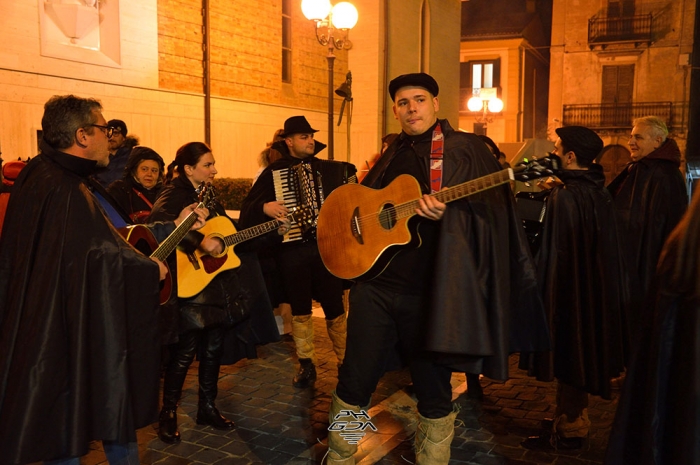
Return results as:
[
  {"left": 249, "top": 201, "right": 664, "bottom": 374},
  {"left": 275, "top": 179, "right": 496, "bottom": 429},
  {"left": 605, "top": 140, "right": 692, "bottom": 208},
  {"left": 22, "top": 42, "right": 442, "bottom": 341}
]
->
[{"left": 162, "top": 325, "right": 226, "bottom": 409}]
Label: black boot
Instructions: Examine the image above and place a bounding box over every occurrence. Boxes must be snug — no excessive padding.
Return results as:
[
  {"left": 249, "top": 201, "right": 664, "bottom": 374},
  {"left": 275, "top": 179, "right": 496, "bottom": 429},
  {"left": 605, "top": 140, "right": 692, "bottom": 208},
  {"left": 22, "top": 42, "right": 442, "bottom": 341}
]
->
[
  {"left": 159, "top": 332, "right": 200, "bottom": 444},
  {"left": 158, "top": 408, "right": 181, "bottom": 444},
  {"left": 196, "top": 326, "right": 233, "bottom": 430},
  {"left": 293, "top": 358, "right": 317, "bottom": 388},
  {"left": 197, "top": 402, "right": 235, "bottom": 430}
]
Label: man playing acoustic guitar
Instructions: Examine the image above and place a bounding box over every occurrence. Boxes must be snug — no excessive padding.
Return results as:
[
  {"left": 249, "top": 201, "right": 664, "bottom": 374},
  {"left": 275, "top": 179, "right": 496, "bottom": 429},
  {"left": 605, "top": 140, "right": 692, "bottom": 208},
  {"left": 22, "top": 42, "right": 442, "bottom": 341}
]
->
[{"left": 324, "top": 73, "right": 549, "bottom": 464}]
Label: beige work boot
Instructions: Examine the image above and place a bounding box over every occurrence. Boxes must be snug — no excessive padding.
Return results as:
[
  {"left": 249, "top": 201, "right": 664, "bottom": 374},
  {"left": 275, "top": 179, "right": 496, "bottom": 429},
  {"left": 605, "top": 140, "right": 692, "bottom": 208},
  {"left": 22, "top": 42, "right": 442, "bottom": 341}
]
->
[
  {"left": 292, "top": 315, "right": 316, "bottom": 388},
  {"left": 414, "top": 406, "right": 458, "bottom": 465},
  {"left": 326, "top": 312, "right": 347, "bottom": 365},
  {"left": 324, "top": 391, "right": 363, "bottom": 464}
]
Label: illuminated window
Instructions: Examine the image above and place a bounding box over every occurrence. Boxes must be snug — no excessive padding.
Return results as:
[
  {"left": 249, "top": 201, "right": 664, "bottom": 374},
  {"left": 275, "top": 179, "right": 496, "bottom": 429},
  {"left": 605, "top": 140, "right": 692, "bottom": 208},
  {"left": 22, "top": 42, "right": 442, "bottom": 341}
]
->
[{"left": 460, "top": 59, "right": 500, "bottom": 111}]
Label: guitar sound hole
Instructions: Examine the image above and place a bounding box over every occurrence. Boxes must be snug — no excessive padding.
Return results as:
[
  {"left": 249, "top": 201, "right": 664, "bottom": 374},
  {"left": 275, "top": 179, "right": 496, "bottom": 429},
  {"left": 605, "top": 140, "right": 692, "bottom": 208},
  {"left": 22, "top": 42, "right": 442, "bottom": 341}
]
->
[
  {"left": 378, "top": 203, "right": 396, "bottom": 230},
  {"left": 132, "top": 238, "right": 153, "bottom": 256}
]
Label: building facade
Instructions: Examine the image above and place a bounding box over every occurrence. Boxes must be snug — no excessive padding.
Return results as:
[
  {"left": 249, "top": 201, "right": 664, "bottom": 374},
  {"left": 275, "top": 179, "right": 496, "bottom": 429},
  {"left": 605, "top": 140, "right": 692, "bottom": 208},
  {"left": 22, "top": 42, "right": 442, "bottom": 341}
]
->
[
  {"left": 549, "top": 0, "right": 696, "bottom": 183},
  {"left": 0, "top": 0, "right": 461, "bottom": 178}
]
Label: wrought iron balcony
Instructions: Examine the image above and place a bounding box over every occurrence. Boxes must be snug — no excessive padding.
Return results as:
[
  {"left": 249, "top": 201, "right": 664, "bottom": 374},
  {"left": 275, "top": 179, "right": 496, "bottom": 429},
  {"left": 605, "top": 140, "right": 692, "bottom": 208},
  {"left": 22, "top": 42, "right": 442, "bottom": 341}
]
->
[
  {"left": 588, "top": 14, "right": 653, "bottom": 49},
  {"left": 562, "top": 102, "right": 672, "bottom": 129}
]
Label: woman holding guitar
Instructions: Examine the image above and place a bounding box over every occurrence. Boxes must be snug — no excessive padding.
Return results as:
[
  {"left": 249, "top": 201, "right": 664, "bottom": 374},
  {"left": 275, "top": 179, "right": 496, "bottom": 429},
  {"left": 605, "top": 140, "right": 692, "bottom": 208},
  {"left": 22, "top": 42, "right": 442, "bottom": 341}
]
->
[{"left": 148, "top": 142, "right": 286, "bottom": 444}]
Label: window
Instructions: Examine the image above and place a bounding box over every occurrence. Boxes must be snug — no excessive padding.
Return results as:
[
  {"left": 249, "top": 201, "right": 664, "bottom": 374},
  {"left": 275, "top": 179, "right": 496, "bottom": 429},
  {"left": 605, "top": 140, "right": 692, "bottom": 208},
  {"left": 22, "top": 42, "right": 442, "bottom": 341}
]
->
[
  {"left": 282, "top": 0, "right": 292, "bottom": 83},
  {"left": 459, "top": 59, "right": 500, "bottom": 111},
  {"left": 601, "top": 65, "right": 635, "bottom": 126}
]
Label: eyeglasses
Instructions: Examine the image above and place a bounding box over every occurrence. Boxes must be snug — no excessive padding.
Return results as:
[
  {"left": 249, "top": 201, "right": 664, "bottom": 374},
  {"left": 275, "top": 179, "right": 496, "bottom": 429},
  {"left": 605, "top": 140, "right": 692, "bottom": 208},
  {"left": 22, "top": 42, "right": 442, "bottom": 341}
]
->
[{"left": 90, "top": 124, "right": 114, "bottom": 138}]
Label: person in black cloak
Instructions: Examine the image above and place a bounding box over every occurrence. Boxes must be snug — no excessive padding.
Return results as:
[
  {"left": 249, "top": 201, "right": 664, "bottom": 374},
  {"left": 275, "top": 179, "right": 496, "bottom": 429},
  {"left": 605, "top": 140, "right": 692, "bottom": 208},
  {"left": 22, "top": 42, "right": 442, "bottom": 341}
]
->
[
  {"left": 0, "top": 95, "right": 169, "bottom": 465},
  {"left": 607, "top": 116, "right": 688, "bottom": 346},
  {"left": 520, "top": 126, "right": 628, "bottom": 451},
  {"left": 323, "top": 73, "right": 549, "bottom": 465},
  {"left": 238, "top": 116, "right": 353, "bottom": 389},
  {"left": 604, "top": 188, "right": 700, "bottom": 465}
]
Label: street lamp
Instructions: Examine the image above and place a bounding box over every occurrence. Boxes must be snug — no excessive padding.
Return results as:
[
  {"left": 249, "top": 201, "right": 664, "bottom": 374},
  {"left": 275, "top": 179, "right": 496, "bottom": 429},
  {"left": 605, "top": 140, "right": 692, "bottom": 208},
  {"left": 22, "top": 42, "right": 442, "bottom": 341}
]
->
[
  {"left": 302, "top": 0, "right": 358, "bottom": 160},
  {"left": 467, "top": 88, "right": 503, "bottom": 135}
]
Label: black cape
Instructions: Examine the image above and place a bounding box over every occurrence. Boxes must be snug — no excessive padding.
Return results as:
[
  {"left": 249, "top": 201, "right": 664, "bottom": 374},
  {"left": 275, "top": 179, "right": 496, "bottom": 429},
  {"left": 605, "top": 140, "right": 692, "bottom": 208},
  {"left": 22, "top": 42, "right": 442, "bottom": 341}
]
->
[
  {"left": 363, "top": 119, "right": 550, "bottom": 380},
  {"left": 605, "top": 204, "right": 700, "bottom": 465},
  {"left": 520, "top": 165, "right": 627, "bottom": 398},
  {"left": 0, "top": 143, "right": 161, "bottom": 463},
  {"left": 608, "top": 138, "right": 688, "bottom": 342}
]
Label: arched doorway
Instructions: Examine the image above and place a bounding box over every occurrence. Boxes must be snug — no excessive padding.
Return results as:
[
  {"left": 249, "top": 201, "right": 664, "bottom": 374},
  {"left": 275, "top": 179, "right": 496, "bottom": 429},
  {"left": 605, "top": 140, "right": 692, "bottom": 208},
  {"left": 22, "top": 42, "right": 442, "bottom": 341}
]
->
[{"left": 597, "top": 144, "right": 630, "bottom": 185}]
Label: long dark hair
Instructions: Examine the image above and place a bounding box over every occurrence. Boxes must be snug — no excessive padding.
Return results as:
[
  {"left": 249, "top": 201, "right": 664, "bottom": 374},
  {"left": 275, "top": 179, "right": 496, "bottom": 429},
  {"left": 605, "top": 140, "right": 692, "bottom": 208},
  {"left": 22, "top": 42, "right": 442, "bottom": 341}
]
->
[{"left": 174, "top": 142, "right": 212, "bottom": 177}]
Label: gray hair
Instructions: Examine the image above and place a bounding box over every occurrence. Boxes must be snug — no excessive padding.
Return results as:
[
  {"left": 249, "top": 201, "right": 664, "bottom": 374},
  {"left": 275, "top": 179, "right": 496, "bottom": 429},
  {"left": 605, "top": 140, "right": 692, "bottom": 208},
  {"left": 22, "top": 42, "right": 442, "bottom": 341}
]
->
[
  {"left": 42, "top": 95, "right": 103, "bottom": 150},
  {"left": 633, "top": 116, "right": 668, "bottom": 142}
]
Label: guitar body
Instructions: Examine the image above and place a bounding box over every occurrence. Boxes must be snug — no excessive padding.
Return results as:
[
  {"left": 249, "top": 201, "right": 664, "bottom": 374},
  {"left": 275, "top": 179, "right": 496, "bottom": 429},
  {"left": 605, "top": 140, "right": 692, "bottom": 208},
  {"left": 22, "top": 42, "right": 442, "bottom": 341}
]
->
[
  {"left": 119, "top": 225, "right": 171, "bottom": 305},
  {"left": 176, "top": 216, "right": 242, "bottom": 298},
  {"left": 316, "top": 174, "right": 422, "bottom": 280}
]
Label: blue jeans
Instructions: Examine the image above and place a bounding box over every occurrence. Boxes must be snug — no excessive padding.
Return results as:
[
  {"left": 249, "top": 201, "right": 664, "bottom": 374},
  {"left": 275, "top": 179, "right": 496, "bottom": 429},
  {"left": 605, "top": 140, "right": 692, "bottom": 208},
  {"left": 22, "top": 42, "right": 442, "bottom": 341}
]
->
[{"left": 45, "top": 441, "right": 139, "bottom": 465}]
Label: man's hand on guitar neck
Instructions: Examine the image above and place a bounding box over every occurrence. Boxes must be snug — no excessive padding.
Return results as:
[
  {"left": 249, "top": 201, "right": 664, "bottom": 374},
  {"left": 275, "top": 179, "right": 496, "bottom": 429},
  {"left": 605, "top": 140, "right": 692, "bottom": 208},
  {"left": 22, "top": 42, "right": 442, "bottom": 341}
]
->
[
  {"left": 263, "top": 200, "right": 292, "bottom": 235},
  {"left": 416, "top": 191, "right": 447, "bottom": 221},
  {"left": 150, "top": 258, "right": 168, "bottom": 281},
  {"left": 174, "top": 203, "right": 209, "bottom": 230}
]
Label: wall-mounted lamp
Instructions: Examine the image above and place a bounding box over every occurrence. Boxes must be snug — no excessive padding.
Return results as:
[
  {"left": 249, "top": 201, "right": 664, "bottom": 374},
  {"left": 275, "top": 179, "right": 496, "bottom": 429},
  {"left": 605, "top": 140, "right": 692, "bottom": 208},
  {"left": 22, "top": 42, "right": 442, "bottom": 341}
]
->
[{"left": 302, "top": 0, "right": 359, "bottom": 160}]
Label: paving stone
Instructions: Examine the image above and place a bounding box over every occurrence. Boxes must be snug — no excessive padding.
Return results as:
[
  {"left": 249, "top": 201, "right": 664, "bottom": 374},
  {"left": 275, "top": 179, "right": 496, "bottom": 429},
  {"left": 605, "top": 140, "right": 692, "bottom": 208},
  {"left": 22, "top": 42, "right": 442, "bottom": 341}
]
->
[{"left": 78, "top": 317, "right": 617, "bottom": 464}]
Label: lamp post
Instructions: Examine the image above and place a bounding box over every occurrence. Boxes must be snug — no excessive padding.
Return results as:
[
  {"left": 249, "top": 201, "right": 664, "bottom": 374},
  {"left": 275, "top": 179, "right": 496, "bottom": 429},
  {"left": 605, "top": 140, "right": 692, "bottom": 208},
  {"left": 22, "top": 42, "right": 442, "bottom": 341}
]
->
[
  {"left": 302, "top": 0, "right": 358, "bottom": 160},
  {"left": 467, "top": 88, "right": 503, "bottom": 136}
]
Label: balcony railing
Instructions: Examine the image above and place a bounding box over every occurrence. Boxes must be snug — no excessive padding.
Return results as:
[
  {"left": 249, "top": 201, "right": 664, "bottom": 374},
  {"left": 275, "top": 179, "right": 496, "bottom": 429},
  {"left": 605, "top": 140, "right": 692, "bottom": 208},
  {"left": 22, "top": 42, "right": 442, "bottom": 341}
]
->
[
  {"left": 562, "top": 102, "right": 672, "bottom": 129},
  {"left": 588, "top": 14, "right": 653, "bottom": 48}
]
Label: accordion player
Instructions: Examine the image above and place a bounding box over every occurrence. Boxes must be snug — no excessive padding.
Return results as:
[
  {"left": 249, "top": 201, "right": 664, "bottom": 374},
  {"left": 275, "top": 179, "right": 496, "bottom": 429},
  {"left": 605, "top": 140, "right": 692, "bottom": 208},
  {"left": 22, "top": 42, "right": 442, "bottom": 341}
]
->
[{"left": 273, "top": 159, "right": 357, "bottom": 242}]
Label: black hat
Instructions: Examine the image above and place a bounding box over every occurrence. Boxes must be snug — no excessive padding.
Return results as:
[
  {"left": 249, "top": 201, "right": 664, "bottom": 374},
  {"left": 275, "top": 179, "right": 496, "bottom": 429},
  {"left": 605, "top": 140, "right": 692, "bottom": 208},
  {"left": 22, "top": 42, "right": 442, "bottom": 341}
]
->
[
  {"left": 555, "top": 126, "right": 603, "bottom": 164},
  {"left": 108, "top": 119, "right": 127, "bottom": 136},
  {"left": 281, "top": 116, "right": 319, "bottom": 137},
  {"left": 124, "top": 146, "right": 165, "bottom": 178},
  {"left": 388, "top": 73, "right": 439, "bottom": 101}
]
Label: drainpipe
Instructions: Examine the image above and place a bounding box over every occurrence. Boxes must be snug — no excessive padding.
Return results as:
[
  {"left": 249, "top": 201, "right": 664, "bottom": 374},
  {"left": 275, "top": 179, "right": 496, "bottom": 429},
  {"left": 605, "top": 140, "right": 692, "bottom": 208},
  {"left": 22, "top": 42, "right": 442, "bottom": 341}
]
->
[
  {"left": 381, "top": 0, "right": 389, "bottom": 139},
  {"left": 203, "top": 0, "right": 212, "bottom": 146},
  {"left": 686, "top": 0, "right": 700, "bottom": 162}
]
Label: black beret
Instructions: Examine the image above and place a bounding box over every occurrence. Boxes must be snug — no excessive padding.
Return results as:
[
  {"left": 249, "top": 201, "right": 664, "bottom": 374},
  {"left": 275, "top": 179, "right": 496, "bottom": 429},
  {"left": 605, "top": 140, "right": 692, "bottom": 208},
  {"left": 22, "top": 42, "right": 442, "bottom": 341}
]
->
[
  {"left": 555, "top": 126, "right": 603, "bottom": 165},
  {"left": 388, "top": 73, "right": 439, "bottom": 101}
]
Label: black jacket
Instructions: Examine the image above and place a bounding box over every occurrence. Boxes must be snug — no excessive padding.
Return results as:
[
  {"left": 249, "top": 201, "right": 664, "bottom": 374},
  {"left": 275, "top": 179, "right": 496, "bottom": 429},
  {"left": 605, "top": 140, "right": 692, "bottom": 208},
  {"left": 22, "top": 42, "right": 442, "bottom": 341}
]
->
[
  {"left": 0, "top": 142, "right": 161, "bottom": 463},
  {"left": 605, "top": 204, "right": 700, "bottom": 465},
  {"left": 363, "top": 119, "right": 549, "bottom": 380},
  {"left": 520, "top": 165, "right": 628, "bottom": 398},
  {"left": 608, "top": 138, "right": 688, "bottom": 341},
  {"left": 107, "top": 176, "right": 162, "bottom": 224}
]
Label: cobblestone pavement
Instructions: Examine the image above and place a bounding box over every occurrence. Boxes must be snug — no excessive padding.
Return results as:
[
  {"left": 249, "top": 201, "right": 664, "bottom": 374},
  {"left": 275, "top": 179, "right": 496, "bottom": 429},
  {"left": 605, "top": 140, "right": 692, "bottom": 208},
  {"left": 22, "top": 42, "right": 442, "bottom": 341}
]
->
[{"left": 80, "top": 317, "right": 619, "bottom": 465}]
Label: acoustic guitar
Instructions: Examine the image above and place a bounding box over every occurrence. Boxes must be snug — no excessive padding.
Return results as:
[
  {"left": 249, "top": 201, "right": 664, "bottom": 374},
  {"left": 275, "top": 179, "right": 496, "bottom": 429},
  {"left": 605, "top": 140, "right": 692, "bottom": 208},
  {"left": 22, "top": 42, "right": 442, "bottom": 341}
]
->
[
  {"left": 176, "top": 206, "right": 312, "bottom": 298},
  {"left": 316, "top": 168, "right": 514, "bottom": 280},
  {"left": 120, "top": 184, "right": 214, "bottom": 304}
]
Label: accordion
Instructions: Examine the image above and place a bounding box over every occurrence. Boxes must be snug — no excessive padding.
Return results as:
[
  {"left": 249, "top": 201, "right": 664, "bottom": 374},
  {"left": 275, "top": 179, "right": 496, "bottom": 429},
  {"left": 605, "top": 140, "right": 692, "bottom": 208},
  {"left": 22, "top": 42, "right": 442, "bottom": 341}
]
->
[{"left": 273, "top": 159, "right": 357, "bottom": 242}]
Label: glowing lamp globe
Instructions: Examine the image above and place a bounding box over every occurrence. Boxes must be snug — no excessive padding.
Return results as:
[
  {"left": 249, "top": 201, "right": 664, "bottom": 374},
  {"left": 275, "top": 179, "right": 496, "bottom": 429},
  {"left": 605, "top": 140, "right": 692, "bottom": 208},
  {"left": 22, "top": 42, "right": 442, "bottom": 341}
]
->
[
  {"left": 488, "top": 97, "right": 504, "bottom": 113},
  {"left": 302, "top": 0, "right": 332, "bottom": 21},
  {"left": 331, "top": 2, "right": 359, "bottom": 29},
  {"left": 467, "top": 97, "right": 484, "bottom": 112}
]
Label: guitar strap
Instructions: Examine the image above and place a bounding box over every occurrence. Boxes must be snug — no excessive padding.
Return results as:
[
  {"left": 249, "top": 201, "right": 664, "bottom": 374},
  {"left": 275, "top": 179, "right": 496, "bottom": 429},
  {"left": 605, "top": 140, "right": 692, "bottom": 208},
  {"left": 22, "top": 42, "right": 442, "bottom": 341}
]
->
[
  {"left": 429, "top": 124, "right": 444, "bottom": 194},
  {"left": 132, "top": 187, "right": 154, "bottom": 209}
]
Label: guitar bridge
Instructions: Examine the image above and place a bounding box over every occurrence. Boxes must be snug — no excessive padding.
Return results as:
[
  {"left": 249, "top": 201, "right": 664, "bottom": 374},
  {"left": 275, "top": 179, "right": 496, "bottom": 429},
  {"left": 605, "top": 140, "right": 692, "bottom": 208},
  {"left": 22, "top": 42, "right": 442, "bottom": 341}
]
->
[
  {"left": 351, "top": 206, "right": 364, "bottom": 244},
  {"left": 186, "top": 252, "right": 200, "bottom": 270}
]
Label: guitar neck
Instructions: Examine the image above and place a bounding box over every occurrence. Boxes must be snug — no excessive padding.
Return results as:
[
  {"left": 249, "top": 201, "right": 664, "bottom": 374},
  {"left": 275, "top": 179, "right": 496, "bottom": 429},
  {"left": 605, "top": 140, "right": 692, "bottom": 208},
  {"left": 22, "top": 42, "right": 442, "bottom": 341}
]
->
[
  {"left": 150, "top": 202, "right": 205, "bottom": 261},
  {"left": 394, "top": 168, "right": 513, "bottom": 220},
  {"left": 223, "top": 217, "right": 284, "bottom": 247}
]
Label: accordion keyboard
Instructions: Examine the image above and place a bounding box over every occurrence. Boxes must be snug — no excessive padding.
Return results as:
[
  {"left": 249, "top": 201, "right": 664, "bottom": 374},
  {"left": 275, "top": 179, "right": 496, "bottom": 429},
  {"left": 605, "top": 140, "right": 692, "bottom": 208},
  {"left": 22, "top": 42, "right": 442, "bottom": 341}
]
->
[{"left": 273, "top": 168, "right": 304, "bottom": 242}]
